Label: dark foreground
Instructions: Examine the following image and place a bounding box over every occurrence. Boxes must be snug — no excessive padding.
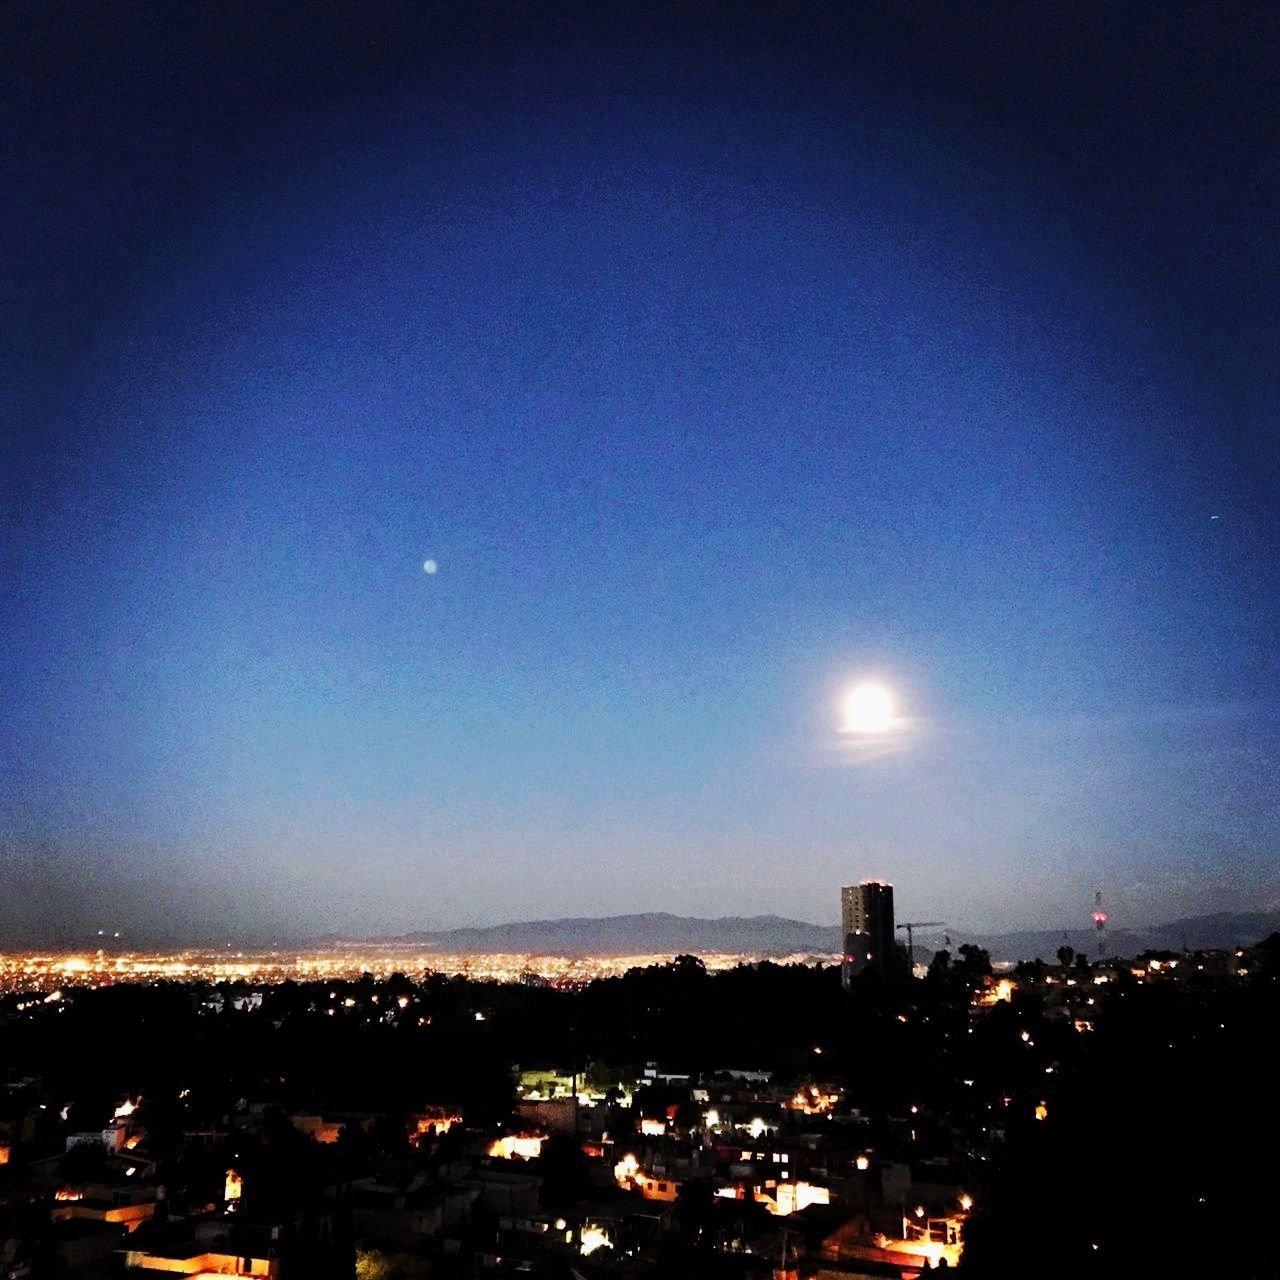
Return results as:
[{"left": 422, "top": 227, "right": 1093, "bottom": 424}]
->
[{"left": 1, "top": 936, "right": 1276, "bottom": 1279}]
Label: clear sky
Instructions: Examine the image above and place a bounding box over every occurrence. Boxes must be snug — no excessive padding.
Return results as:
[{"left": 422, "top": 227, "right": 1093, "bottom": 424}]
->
[{"left": 3, "top": 2, "right": 1277, "bottom": 943}]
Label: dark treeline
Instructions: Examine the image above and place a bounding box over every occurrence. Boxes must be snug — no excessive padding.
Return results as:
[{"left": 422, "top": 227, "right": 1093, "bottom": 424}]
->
[{"left": 3, "top": 961, "right": 853, "bottom": 1124}]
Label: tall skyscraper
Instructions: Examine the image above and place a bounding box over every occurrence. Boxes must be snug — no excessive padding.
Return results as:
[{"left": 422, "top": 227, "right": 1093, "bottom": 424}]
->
[{"left": 841, "top": 880, "right": 895, "bottom": 988}]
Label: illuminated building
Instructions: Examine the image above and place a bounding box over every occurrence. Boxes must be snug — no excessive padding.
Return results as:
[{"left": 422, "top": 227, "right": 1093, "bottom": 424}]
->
[
  {"left": 291, "top": 1114, "right": 345, "bottom": 1144},
  {"left": 763, "top": 1180, "right": 830, "bottom": 1215},
  {"left": 714, "top": 1178, "right": 830, "bottom": 1216},
  {"left": 784, "top": 1083, "right": 842, "bottom": 1114},
  {"left": 124, "top": 1245, "right": 271, "bottom": 1276},
  {"left": 579, "top": 1225, "right": 612, "bottom": 1255},
  {"left": 613, "top": 1153, "right": 679, "bottom": 1201},
  {"left": 841, "top": 880, "right": 895, "bottom": 987},
  {"left": 974, "top": 977, "right": 1016, "bottom": 1007},
  {"left": 488, "top": 1133, "right": 544, "bottom": 1160},
  {"left": 411, "top": 1109, "right": 462, "bottom": 1143},
  {"left": 53, "top": 1189, "right": 157, "bottom": 1232}
]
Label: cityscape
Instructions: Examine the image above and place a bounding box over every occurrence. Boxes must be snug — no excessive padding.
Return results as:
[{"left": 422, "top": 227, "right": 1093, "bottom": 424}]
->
[
  {"left": 0, "top": 880, "right": 1275, "bottom": 1277},
  {"left": 4, "top": 1, "right": 1278, "bottom": 1278},
  {"left": 0, "top": 947, "right": 827, "bottom": 995}
]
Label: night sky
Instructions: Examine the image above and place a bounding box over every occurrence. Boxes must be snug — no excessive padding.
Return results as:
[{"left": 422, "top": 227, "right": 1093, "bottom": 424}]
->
[{"left": 3, "top": 2, "right": 1277, "bottom": 943}]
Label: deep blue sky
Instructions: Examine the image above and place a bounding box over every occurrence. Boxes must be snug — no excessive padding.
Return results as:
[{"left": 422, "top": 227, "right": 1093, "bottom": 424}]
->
[{"left": 3, "top": 2, "right": 1277, "bottom": 942}]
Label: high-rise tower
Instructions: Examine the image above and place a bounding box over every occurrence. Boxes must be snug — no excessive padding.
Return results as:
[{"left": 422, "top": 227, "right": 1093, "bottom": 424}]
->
[{"left": 841, "top": 880, "right": 895, "bottom": 988}]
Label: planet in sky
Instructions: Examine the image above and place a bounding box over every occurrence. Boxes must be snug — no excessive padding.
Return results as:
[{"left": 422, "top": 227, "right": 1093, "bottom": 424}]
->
[{"left": 841, "top": 683, "right": 896, "bottom": 735}]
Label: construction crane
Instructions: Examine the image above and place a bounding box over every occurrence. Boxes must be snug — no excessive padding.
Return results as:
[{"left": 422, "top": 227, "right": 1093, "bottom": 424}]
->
[{"left": 896, "top": 921, "right": 946, "bottom": 969}]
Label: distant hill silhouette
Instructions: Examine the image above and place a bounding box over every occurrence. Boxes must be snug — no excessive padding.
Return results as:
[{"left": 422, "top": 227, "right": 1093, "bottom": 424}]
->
[
  {"left": 967, "top": 909, "right": 1280, "bottom": 963},
  {"left": 369, "top": 912, "right": 840, "bottom": 956},
  {"left": 326, "top": 907, "right": 1280, "bottom": 961}
]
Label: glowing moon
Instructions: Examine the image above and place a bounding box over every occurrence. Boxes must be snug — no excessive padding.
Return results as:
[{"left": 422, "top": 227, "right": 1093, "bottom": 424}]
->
[
  {"left": 422, "top": 559, "right": 438, "bottom": 574},
  {"left": 841, "top": 682, "right": 895, "bottom": 734}
]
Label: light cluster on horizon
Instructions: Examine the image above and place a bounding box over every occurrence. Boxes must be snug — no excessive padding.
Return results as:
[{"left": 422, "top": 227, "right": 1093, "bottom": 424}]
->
[{"left": 0, "top": 946, "right": 843, "bottom": 996}]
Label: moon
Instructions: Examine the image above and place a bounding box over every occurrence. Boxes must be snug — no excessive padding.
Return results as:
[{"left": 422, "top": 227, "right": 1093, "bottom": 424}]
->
[
  {"left": 422, "top": 559, "right": 438, "bottom": 574},
  {"left": 841, "top": 682, "right": 895, "bottom": 734}
]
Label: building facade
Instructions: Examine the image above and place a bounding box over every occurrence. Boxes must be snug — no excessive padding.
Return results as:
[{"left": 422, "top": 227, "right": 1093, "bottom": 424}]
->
[{"left": 841, "top": 880, "right": 895, "bottom": 988}]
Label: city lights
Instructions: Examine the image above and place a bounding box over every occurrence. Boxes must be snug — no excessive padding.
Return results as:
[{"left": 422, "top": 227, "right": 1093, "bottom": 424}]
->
[
  {"left": 0, "top": 945, "right": 839, "bottom": 997},
  {"left": 579, "top": 1226, "right": 612, "bottom": 1256},
  {"left": 488, "top": 1134, "right": 544, "bottom": 1160}
]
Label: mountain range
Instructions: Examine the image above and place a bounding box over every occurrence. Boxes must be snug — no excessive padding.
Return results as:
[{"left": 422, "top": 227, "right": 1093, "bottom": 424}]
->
[{"left": 339, "top": 908, "right": 1280, "bottom": 962}]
